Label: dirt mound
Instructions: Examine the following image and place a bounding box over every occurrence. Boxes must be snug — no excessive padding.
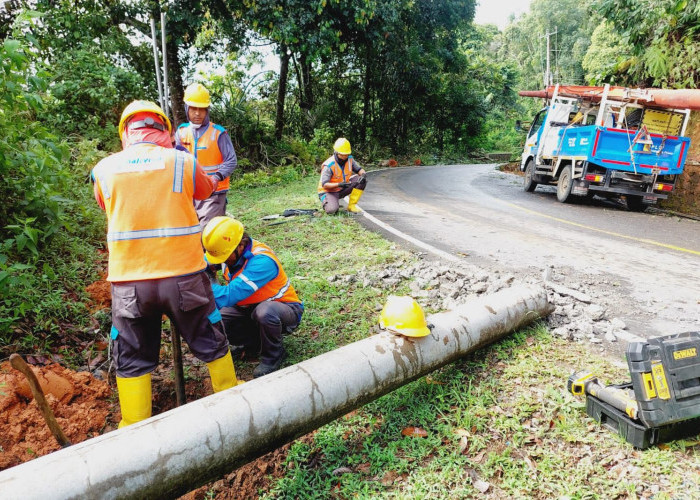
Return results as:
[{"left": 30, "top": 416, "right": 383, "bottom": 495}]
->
[
  {"left": 0, "top": 361, "right": 113, "bottom": 470},
  {"left": 182, "top": 435, "right": 314, "bottom": 499},
  {"left": 85, "top": 278, "right": 111, "bottom": 311}
]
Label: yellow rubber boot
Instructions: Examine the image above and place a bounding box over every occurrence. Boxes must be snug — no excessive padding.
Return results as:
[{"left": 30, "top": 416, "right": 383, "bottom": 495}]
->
[
  {"left": 116, "top": 374, "right": 152, "bottom": 428},
  {"left": 347, "top": 188, "right": 364, "bottom": 213},
  {"left": 206, "top": 350, "right": 241, "bottom": 392}
]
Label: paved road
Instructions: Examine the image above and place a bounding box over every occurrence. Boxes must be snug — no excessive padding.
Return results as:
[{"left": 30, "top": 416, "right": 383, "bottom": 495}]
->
[{"left": 358, "top": 164, "right": 700, "bottom": 340}]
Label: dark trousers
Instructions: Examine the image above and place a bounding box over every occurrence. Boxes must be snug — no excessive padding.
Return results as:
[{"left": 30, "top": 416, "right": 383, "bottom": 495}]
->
[
  {"left": 221, "top": 301, "right": 302, "bottom": 365},
  {"left": 194, "top": 191, "right": 227, "bottom": 230},
  {"left": 111, "top": 272, "right": 229, "bottom": 377}
]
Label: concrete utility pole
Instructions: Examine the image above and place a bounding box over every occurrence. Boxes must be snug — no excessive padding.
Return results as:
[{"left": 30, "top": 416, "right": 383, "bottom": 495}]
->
[
  {"left": 542, "top": 27, "right": 558, "bottom": 88},
  {"left": 0, "top": 285, "right": 552, "bottom": 499}
]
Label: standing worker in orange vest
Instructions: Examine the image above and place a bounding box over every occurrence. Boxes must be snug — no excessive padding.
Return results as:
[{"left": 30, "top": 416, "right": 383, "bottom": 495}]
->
[
  {"left": 92, "top": 100, "right": 240, "bottom": 428},
  {"left": 317, "top": 137, "right": 367, "bottom": 214},
  {"left": 175, "top": 83, "right": 238, "bottom": 228},
  {"left": 201, "top": 216, "right": 304, "bottom": 378}
]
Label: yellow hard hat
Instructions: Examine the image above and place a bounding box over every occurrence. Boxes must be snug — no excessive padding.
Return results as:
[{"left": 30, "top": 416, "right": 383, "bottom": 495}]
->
[
  {"left": 333, "top": 137, "right": 352, "bottom": 155},
  {"left": 202, "top": 216, "right": 245, "bottom": 264},
  {"left": 118, "top": 100, "right": 171, "bottom": 136},
  {"left": 379, "top": 296, "right": 431, "bottom": 338},
  {"left": 184, "top": 82, "right": 211, "bottom": 108}
]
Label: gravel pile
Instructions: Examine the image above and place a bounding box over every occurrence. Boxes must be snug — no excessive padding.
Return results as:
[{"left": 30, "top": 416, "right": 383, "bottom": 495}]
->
[{"left": 328, "top": 254, "right": 634, "bottom": 345}]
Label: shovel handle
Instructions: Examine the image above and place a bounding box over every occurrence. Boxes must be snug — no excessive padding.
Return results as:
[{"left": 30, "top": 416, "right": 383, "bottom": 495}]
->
[{"left": 10, "top": 353, "right": 71, "bottom": 448}]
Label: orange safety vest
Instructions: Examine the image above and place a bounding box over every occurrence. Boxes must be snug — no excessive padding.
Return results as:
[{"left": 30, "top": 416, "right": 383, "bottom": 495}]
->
[
  {"left": 223, "top": 241, "right": 300, "bottom": 305},
  {"left": 92, "top": 143, "right": 206, "bottom": 282},
  {"left": 317, "top": 155, "right": 355, "bottom": 193},
  {"left": 177, "top": 123, "right": 230, "bottom": 192}
]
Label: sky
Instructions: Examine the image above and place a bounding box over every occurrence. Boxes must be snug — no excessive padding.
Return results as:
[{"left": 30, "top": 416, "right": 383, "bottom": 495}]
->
[{"left": 473, "top": 0, "right": 533, "bottom": 30}]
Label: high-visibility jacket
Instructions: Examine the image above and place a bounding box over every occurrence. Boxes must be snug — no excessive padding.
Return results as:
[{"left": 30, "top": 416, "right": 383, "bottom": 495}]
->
[
  {"left": 317, "top": 155, "right": 355, "bottom": 193},
  {"left": 177, "top": 123, "right": 230, "bottom": 192},
  {"left": 92, "top": 143, "right": 206, "bottom": 282},
  {"left": 223, "top": 241, "right": 300, "bottom": 305}
]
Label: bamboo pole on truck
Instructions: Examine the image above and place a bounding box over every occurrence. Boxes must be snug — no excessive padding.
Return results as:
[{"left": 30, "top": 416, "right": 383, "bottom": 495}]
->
[{"left": 0, "top": 285, "right": 552, "bottom": 500}]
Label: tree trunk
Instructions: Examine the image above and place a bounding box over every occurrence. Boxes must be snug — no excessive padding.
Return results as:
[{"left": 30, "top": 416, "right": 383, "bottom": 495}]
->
[
  {"left": 360, "top": 44, "right": 372, "bottom": 144},
  {"left": 166, "top": 35, "right": 186, "bottom": 126},
  {"left": 274, "top": 44, "right": 289, "bottom": 141},
  {"left": 298, "top": 52, "right": 314, "bottom": 139}
]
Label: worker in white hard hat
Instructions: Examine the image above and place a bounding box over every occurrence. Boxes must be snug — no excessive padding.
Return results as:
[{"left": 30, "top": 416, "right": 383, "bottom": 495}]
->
[
  {"left": 317, "top": 137, "right": 367, "bottom": 214},
  {"left": 175, "top": 82, "right": 238, "bottom": 228}
]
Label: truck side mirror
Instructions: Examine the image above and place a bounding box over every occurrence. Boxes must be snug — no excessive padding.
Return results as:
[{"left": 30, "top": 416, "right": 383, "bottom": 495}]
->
[{"left": 515, "top": 120, "right": 523, "bottom": 132}]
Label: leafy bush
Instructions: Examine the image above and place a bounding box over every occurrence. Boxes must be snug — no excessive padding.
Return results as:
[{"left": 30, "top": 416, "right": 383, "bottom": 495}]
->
[{"left": 0, "top": 36, "right": 106, "bottom": 354}]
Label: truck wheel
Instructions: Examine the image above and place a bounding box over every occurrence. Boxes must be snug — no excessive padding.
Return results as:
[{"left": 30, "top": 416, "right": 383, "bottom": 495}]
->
[
  {"left": 523, "top": 160, "right": 538, "bottom": 192},
  {"left": 556, "top": 165, "right": 574, "bottom": 203},
  {"left": 626, "top": 195, "right": 647, "bottom": 212}
]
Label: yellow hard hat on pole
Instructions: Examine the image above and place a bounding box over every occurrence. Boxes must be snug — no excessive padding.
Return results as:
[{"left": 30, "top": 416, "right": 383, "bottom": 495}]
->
[
  {"left": 118, "top": 100, "right": 172, "bottom": 136},
  {"left": 202, "top": 216, "right": 245, "bottom": 264},
  {"left": 184, "top": 83, "right": 211, "bottom": 108},
  {"left": 333, "top": 138, "right": 352, "bottom": 155},
  {"left": 379, "top": 296, "right": 431, "bottom": 338}
]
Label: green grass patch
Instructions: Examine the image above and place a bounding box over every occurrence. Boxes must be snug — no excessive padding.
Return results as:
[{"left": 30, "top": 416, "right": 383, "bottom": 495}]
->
[
  {"left": 262, "top": 326, "right": 700, "bottom": 499},
  {"left": 225, "top": 175, "right": 699, "bottom": 498},
  {"left": 227, "top": 175, "right": 412, "bottom": 361}
]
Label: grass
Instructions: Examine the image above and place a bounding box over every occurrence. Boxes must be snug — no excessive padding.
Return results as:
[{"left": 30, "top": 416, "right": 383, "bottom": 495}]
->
[{"left": 223, "top": 174, "right": 700, "bottom": 499}]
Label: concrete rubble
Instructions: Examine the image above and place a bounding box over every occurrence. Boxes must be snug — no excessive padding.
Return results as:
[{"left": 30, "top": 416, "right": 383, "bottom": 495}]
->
[{"left": 328, "top": 252, "right": 634, "bottom": 346}]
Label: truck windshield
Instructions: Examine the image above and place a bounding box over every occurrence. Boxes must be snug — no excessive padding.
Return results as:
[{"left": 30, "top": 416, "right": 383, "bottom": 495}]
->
[{"left": 528, "top": 109, "right": 546, "bottom": 137}]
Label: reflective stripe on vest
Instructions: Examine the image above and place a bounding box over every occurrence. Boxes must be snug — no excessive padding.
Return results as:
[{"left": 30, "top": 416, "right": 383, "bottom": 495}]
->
[
  {"left": 173, "top": 153, "right": 185, "bottom": 193},
  {"left": 317, "top": 155, "right": 354, "bottom": 193},
  {"left": 93, "top": 144, "right": 205, "bottom": 282},
  {"left": 223, "top": 241, "right": 300, "bottom": 305},
  {"left": 178, "top": 123, "right": 229, "bottom": 192},
  {"left": 107, "top": 224, "right": 201, "bottom": 242}
]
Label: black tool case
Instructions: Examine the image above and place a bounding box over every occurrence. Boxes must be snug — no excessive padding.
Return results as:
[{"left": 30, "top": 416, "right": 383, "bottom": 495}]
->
[
  {"left": 627, "top": 331, "right": 700, "bottom": 427},
  {"left": 586, "top": 383, "right": 700, "bottom": 449}
]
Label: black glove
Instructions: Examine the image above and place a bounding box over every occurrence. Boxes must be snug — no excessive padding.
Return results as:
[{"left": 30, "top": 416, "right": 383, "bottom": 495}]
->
[
  {"left": 338, "top": 182, "right": 351, "bottom": 189},
  {"left": 213, "top": 171, "right": 225, "bottom": 182}
]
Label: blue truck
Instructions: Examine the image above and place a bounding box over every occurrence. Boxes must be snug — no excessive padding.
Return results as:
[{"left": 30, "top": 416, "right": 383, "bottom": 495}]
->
[{"left": 520, "top": 85, "right": 691, "bottom": 211}]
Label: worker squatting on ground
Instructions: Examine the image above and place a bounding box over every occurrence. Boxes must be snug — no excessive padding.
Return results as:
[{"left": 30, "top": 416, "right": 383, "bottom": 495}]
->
[
  {"left": 317, "top": 137, "right": 367, "bottom": 214},
  {"left": 91, "top": 100, "right": 240, "bottom": 428},
  {"left": 175, "top": 83, "right": 237, "bottom": 229},
  {"left": 202, "top": 216, "right": 304, "bottom": 378}
]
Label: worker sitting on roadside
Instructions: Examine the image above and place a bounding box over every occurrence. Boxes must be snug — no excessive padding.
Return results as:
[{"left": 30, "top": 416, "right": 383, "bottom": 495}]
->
[
  {"left": 202, "top": 216, "right": 304, "bottom": 378},
  {"left": 92, "top": 100, "right": 240, "bottom": 428},
  {"left": 175, "top": 82, "right": 237, "bottom": 229},
  {"left": 317, "top": 137, "right": 367, "bottom": 214}
]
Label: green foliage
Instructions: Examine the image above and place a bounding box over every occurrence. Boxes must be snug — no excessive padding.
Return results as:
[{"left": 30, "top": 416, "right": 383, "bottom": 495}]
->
[
  {"left": 595, "top": 0, "right": 700, "bottom": 87},
  {"left": 499, "top": 0, "right": 597, "bottom": 89},
  {"left": 0, "top": 26, "right": 107, "bottom": 349},
  {"left": 582, "top": 21, "right": 632, "bottom": 85},
  {"left": 43, "top": 46, "right": 143, "bottom": 149},
  {"left": 24, "top": 1, "right": 155, "bottom": 149},
  {"left": 0, "top": 36, "right": 70, "bottom": 259},
  {"left": 0, "top": 133, "right": 106, "bottom": 353}
]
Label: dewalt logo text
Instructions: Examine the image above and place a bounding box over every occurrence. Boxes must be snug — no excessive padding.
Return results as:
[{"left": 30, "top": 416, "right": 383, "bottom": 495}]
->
[{"left": 673, "top": 348, "right": 697, "bottom": 360}]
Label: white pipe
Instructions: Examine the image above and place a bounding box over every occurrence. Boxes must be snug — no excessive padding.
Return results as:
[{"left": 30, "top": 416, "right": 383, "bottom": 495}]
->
[
  {"left": 149, "top": 17, "right": 164, "bottom": 110},
  {"left": 160, "top": 11, "right": 170, "bottom": 119},
  {"left": 0, "top": 285, "right": 551, "bottom": 499}
]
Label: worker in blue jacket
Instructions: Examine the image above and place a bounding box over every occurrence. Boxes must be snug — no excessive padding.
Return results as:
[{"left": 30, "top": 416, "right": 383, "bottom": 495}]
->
[{"left": 202, "top": 216, "right": 304, "bottom": 378}]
